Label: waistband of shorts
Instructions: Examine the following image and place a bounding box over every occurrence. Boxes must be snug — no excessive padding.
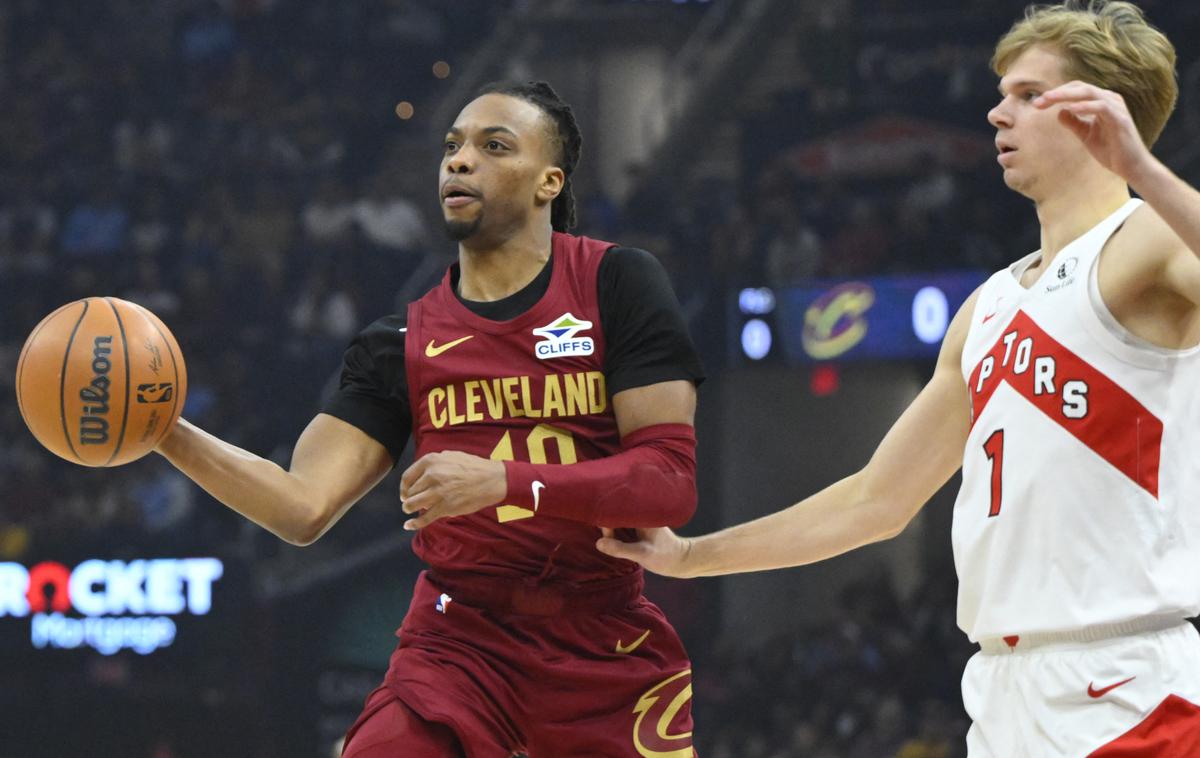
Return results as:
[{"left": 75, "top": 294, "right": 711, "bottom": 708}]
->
[
  {"left": 978, "top": 615, "right": 1185, "bottom": 654},
  {"left": 424, "top": 569, "right": 644, "bottom": 616}
]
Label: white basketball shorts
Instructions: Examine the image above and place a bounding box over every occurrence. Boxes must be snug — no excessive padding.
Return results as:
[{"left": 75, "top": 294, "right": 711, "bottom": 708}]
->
[{"left": 962, "top": 618, "right": 1200, "bottom": 756}]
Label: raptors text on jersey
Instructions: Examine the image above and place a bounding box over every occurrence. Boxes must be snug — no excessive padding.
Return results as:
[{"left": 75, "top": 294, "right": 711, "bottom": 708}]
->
[{"left": 954, "top": 199, "right": 1200, "bottom": 641}]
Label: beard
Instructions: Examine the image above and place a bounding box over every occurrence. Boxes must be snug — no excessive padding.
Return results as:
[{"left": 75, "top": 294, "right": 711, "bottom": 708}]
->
[{"left": 444, "top": 215, "right": 482, "bottom": 242}]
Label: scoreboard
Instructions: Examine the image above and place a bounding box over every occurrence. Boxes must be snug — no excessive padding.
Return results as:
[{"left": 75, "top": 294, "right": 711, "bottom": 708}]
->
[{"left": 731, "top": 271, "right": 988, "bottom": 365}]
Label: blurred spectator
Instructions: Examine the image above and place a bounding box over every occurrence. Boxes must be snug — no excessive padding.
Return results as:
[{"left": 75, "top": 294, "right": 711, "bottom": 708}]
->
[
  {"left": 302, "top": 178, "right": 358, "bottom": 245},
  {"left": 765, "top": 209, "right": 824, "bottom": 286},
  {"left": 131, "top": 468, "right": 196, "bottom": 534},
  {"left": 354, "top": 175, "right": 429, "bottom": 254},
  {"left": 122, "top": 258, "right": 182, "bottom": 317},
  {"left": 0, "top": 186, "right": 58, "bottom": 253},
  {"left": 113, "top": 111, "right": 176, "bottom": 178},
  {"left": 824, "top": 199, "right": 889, "bottom": 277},
  {"left": 900, "top": 155, "right": 958, "bottom": 220},
  {"left": 290, "top": 264, "right": 360, "bottom": 342},
  {"left": 128, "top": 191, "right": 174, "bottom": 259},
  {"left": 896, "top": 699, "right": 962, "bottom": 758},
  {"left": 226, "top": 185, "right": 295, "bottom": 285},
  {"left": 178, "top": 1, "right": 237, "bottom": 67},
  {"left": 60, "top": 186, "right": 129, "bottom": 258}
]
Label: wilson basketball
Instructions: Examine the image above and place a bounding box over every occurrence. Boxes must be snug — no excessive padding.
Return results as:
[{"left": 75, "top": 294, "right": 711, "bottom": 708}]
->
[{"left": 15, "top": 297, "right": 187, "bottom": 467}]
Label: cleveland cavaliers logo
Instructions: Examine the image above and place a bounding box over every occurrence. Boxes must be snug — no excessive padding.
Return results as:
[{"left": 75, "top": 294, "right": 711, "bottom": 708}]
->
[
  {"left": 532, "top": 313, "right": 594, "bottom": 360},
  {"left": 631, "top": 669, "right": 694, "bottom": 758}
]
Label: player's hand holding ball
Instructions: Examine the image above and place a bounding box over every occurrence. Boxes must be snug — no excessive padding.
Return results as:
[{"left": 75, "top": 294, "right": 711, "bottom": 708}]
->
[{"left": 15, "top": 297, "right": 187, "bottom": 467}]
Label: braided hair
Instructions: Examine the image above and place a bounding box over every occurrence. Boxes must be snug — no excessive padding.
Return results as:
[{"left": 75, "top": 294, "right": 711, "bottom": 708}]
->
[{"left": 475, "top": 80, "right": 582, "bottom": 231}]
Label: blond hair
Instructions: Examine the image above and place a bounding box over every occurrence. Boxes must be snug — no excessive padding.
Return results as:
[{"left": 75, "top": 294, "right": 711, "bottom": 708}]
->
[{"left": 992, "top": 1, "right": 1178, "bottom": 147}]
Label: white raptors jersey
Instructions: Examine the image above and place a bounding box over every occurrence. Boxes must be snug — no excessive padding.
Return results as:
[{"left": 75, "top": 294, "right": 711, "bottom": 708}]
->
[{"left": 953, "top": 198, "right": 1200, "bottom": 642}]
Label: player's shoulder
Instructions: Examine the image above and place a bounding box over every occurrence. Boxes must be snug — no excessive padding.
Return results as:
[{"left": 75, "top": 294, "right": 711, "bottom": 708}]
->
[
  {"left": 353, "top": 313, "right": 408, "bottom": 354},
  {"left": 600, "top": 245, "right": 669, "bottom": 280},
  {"left": 937, "top": 284, "right": 986, "bottom": 368},
  {"left": 1113, "top": 201, "right": 1186, "bottom": 266},
  {"left": 1098, "top": 201, "right": 1192, "bottom": 301}
]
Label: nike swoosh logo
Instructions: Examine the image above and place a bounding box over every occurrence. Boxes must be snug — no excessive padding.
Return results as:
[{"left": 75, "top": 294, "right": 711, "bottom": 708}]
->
[
  {"left": 425, "top": 335, "right": 473, "bottom": 357},
  {"left": 1088, "top": 676, "right": 1136, "bottom": 698},
  {"left": 982, "top": 312, "right": 997, "bottom": 324},
  {"left": 616, "top": 629, "right": 650, "bottom": 655},
  {"left": 531, "top": 481, "right": 545, "bottom": 512}
]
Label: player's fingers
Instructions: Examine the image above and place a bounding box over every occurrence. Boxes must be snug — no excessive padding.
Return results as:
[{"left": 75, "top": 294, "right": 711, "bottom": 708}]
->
[
  {"left": 401, "top": 465, "right": 442, "bottom": 504},
  {"left": 399, "top": 457, "right": 429, "bottom": 498},
  {"left": 400, "top": 482, "right": 437, "bottom": 514},
  {"left": 599, "top": 527, "right": 615, "bottom": 539},
  {"left": 1036, "top": 80, "right": 1103, "bottom": 105},
  {"left": 1062, "top": 100, "right": 1110, "bottom": 119},
  {"left": 1057, "top": 108, "right": 1094, "bottom": 141},
  {"left": 403, "top": 504, "right": 439, "bottom": 531},
  {"left": 595, "top": 536, "right": 641, "bottom": 561}
]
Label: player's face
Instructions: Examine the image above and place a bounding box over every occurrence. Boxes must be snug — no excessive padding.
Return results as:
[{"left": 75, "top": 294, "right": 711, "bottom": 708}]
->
[
  {"left": 988, "top": 45, "right": 1091, "bottom": 202},
  {"left": 440, "top": 94, "right": 560, "bottom": 244}
]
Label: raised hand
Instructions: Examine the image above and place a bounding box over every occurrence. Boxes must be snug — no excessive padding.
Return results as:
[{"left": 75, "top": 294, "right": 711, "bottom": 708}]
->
[
  {"left": 400, "top": 450, "right": 507, "bottom": 530},
  {"left": 1035, "top": 81, "right": 1155, "bottom": 182},
  {"left": 595, "top": 527, "right": 695, "bottom": 578}
]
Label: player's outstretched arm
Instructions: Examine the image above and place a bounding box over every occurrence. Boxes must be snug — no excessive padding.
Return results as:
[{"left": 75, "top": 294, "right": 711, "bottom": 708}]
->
[
  {"left": 598, "top": 289, "right": 980, "bottom": 578},
  {"left": 156, "top": 414, "right": 393, "bottom": 545}
]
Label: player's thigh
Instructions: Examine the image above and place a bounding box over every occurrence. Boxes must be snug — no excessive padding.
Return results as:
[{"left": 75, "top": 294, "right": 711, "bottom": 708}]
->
[
  {"left": 342, "top": 685, "right": 466, "bottom": 758},
  {"left": 525, "top": 666, "right": 696, "bottom": 758},
  {"left": 522, "top": 600, "right": 696, "bottom": 757}
]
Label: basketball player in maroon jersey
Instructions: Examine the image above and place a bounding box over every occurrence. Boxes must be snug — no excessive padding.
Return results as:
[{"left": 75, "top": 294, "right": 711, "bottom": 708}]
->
[{"left": 156, "top": 81, "right": 702, "bottom": 757}]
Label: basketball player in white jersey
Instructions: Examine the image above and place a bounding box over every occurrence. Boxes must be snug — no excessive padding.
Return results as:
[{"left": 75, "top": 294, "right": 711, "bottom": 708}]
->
[{"left": 598, "top": 2, "right": 1200, "bottom": 754}]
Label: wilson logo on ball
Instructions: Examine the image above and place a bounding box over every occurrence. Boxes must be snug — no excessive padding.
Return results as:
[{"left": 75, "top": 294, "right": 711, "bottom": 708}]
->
[
  {"left": 136, "top": 383, "right": 174, "bottom": 404},
  {"left": 16, "top": 297, "right": 188, "bottom": 467},
  {"left": 79, "top": 335, "right": 114, "bottom": 445}
]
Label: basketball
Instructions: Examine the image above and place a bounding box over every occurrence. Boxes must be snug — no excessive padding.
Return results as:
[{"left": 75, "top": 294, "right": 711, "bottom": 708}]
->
[{"left": 15, "top": 297, "right": 187, "bottom": 467}]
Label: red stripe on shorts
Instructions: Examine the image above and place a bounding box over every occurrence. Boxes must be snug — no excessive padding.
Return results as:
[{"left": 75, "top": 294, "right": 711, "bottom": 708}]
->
[{"left": 1088, "top": 694, "right": 1200, "bottom": 757}]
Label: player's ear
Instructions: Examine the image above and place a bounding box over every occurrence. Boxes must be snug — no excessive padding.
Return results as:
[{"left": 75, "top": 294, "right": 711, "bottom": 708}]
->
[{"left": 535, "top": 166, "right": 564, "bottom": 205}]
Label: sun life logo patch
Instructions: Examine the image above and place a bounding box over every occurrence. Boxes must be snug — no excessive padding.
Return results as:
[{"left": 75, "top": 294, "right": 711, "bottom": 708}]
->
[{"left": 532, "top": 312, "right": 594, "bottom": 360}]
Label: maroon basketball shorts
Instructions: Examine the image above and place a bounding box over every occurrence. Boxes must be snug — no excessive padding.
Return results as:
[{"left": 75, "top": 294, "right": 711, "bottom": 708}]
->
[{"left": 344, "top": 570, "right": 696, "bottom": 758}]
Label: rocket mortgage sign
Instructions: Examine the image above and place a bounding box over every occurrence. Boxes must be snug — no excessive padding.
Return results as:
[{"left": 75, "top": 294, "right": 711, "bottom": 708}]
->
[{"left": 0, "top": 557, "right": 224, "bottom": 655}]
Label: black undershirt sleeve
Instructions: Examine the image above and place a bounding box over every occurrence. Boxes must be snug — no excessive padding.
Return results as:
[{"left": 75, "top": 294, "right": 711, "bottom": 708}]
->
[
  {"left": 598, "top": 246, "right": 706, "bottom": 395},
  {"left": 320, "top": 314, "right": 412, "bottom": 462}
]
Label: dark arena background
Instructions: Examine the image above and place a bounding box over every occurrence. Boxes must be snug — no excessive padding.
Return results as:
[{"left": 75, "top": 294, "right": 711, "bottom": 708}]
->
[{"left": 2, "top": 1, "right": 1199, "bottom": 756}]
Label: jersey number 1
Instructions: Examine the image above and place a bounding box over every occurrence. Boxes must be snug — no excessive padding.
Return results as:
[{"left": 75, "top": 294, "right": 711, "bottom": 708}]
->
[{"left": 983, "top": 429, "right": 1004, "bottom": 517}]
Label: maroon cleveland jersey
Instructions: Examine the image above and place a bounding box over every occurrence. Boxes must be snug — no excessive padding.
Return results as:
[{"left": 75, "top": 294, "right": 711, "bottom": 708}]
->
[
  {"left": 323, "top": 232, "right": 704, "bottom": 586},
  {"left": 404, "top": 232, "right": 635, "bottom": 584}
]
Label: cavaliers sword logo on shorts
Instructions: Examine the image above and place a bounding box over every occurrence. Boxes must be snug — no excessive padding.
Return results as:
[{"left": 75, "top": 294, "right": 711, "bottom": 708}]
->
[{"left": 631, "top": 669, "right": 695, "bottom": 758}]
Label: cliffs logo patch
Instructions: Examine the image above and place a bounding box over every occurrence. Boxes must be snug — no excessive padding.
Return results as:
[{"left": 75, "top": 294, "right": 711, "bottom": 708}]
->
[{"left": 533, "top": 313, "right": 594, "bottom": 360}]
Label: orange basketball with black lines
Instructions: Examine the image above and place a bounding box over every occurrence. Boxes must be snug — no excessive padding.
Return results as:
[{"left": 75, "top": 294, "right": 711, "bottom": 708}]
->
[{"left": 15, "top": 297, "right": 187, "bottom": 467}]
